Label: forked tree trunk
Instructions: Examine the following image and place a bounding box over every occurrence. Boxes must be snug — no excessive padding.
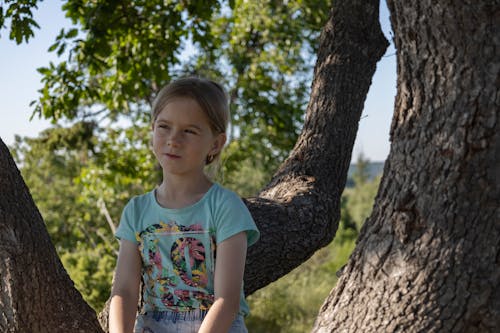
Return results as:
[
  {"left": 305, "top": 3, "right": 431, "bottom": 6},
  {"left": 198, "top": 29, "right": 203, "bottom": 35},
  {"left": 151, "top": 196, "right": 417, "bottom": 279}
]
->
[
  {"left": 313, "top": 1, "right": 500, "bottom": 332},
  {"left": 0, "top": 0, "right": 388, "bottom": 331}
]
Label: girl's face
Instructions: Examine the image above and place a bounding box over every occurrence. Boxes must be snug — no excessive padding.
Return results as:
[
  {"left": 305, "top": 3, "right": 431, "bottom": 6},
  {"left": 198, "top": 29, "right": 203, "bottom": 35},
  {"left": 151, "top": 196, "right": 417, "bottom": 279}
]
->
[{"left": 152, "top": 97, "right": 226, "bottom": 178}]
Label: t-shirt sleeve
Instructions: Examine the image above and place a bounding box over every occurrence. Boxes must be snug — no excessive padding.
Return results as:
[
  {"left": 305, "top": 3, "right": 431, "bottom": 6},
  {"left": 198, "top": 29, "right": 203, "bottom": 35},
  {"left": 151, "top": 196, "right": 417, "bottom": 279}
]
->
[
  {"left": 115, "top": 198, "right": 139, "bottom": 244},
  {"left": 215, "top": 191, "right": 260, "bottom": 246}
]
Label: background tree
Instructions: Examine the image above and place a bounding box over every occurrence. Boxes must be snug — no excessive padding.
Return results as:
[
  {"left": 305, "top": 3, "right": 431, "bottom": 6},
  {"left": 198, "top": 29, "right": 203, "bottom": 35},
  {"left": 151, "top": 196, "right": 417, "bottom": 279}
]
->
[{"left": 34, "top": 0, "right": 330, "bottom": 176}]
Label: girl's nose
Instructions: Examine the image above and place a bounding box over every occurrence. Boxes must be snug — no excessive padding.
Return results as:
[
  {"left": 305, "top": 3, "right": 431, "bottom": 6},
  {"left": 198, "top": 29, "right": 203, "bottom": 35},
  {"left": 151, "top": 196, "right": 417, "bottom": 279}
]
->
[{"left": 167, "top": 131, "right": 181, "bottom": 146}]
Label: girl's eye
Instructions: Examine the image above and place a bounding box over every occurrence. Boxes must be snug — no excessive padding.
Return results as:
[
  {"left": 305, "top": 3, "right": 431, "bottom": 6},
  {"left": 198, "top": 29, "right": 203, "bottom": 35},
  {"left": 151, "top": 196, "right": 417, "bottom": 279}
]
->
[{"left": 185, "top": 129, "right": 197, "bottom": 134}]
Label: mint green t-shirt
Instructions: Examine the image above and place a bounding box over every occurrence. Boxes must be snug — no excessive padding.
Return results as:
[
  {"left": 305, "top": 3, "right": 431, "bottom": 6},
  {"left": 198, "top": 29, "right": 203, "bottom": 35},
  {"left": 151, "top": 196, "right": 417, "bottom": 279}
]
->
[{"left": 115, "top": 183, "right": 259, "bottom": 316}]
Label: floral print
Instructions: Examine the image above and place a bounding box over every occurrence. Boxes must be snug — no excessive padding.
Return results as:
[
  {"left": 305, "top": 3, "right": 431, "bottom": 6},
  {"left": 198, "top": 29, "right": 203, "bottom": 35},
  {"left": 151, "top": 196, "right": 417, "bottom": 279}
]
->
[
  {"left": 136, "top": 221, "right": 216, "bottom": 312},
  {"left": 171, "top": 237, "right": 208, "bottom": 287}
]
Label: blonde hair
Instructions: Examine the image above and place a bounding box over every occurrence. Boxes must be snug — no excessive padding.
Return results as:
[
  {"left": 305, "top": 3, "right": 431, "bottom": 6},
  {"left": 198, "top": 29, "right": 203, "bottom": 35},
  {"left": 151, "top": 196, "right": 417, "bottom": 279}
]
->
[{"left": 151, "top": 77, "right": 229, "bottom": 166}]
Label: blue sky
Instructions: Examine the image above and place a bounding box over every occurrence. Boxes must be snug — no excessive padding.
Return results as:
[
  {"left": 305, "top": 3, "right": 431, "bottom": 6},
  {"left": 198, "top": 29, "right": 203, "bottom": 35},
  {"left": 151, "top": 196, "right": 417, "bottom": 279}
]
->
[{"left": 0, "top": 1, "right": 396, "bottom": 163}]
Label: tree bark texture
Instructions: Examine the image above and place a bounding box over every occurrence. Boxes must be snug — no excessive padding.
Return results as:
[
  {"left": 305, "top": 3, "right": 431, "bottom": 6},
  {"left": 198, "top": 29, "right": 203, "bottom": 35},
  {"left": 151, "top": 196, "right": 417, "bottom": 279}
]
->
[
  {"left": 0, "top": 139, "right": 103, "bottom": 332},
  {"left": 313, "top": 1, "right": 500, "bottom": 332}
]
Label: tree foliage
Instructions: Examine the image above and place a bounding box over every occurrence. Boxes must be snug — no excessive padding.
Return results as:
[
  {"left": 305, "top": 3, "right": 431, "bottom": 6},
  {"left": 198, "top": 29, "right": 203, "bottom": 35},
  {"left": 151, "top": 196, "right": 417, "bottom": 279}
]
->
[
  {"left": 31, "top": 0, "right": 330, "bottom": 173},
  {"left": 0, "top": 0, "right": 40, "bottom": 44}
]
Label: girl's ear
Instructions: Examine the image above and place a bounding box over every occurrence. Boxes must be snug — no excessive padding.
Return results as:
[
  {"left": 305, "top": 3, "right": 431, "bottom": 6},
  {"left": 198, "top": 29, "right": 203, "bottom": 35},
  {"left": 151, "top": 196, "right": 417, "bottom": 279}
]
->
[{"left": 211, "top": 133, "right": 227, "bottom": 155}]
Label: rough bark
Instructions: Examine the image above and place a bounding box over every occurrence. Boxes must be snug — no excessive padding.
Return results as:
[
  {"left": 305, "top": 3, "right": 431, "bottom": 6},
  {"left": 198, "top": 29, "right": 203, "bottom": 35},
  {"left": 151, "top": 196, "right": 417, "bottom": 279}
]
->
[
  {"left": 313, "top": 1, "right": 500, "bottom": 332},
  {"left": 0, "top": 0, "right": 388, "bottom": 331},
  {"left": 0, "top": 139, "right": 103, "bottom": 332}
]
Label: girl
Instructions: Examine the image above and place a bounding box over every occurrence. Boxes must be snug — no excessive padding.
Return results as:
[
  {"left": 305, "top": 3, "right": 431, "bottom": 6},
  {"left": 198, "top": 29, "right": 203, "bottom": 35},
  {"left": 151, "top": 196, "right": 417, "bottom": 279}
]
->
[{"left": 109, "top": 77, "right": 259, "bottom": 333}]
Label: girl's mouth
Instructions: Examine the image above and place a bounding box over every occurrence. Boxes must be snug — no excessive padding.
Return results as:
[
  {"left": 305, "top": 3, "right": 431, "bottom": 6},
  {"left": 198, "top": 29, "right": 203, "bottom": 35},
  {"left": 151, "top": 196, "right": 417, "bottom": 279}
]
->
[{"left": 166, "top": 153, "right": 181, "bottom": 159}]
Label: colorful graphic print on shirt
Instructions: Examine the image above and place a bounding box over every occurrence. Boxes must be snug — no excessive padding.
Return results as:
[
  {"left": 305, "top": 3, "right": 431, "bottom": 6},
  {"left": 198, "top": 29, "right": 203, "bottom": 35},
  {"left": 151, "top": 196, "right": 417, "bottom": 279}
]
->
[{"left": 136, "top": 221, "right": 217, "bottom": 312}]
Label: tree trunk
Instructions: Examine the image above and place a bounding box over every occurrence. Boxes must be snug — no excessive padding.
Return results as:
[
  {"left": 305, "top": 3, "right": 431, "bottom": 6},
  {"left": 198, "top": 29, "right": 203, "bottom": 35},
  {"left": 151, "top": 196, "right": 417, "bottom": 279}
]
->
[
  {"left": 313, "top": 1, "right": 500, "bottom": 332},
  {"left": 0, "top": 139, "right": 103, "bottom": 332},
  {"left": 0, "top": 0, "right": 388, "bottom": 331}
]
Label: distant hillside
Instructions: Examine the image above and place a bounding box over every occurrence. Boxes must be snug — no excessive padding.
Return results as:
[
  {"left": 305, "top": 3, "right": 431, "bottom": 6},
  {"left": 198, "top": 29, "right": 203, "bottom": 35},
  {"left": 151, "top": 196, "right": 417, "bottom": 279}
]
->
[{"left": 346, "top": 161, "right": 385, "bottom": 188}]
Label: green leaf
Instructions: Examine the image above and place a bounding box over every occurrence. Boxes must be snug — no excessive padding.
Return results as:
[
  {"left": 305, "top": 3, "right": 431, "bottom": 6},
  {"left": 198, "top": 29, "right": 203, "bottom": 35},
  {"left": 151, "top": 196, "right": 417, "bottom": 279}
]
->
[
  {"left": 65, "top": 28, "right": 78, "bottom": 38},
  {"left": 57, "top": 42, "right": 66, "bottom": 56},
  {"left": 48, "top": 42, "right": 59, "bottom": 52}
]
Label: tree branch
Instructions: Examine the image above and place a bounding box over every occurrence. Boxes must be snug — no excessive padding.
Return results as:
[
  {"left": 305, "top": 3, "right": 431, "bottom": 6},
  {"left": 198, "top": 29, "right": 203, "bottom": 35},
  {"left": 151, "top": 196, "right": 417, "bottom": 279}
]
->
[{"left": 244, "top": 0, "right": 388, "bottom": 295}]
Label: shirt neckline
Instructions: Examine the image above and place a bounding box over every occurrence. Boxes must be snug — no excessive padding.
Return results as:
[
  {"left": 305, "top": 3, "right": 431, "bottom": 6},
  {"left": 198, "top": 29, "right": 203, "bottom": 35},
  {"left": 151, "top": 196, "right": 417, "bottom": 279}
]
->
[{"left": 151, "top": 183, "right": 217, "bottom": 213}]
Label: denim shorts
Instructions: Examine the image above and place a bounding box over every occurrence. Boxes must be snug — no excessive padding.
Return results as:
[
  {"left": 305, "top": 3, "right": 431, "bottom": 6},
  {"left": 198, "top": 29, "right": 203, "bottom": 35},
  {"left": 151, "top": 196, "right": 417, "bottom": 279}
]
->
[{"left": 134, "top": 309, "right": 248, "bottom": 333}]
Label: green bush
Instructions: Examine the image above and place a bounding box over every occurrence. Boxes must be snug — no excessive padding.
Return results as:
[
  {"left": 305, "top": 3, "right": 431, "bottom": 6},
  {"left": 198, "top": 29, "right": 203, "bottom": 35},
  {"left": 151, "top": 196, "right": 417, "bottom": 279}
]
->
[{"left": 60, "top": 244, "right": 115, "bottom": 312}]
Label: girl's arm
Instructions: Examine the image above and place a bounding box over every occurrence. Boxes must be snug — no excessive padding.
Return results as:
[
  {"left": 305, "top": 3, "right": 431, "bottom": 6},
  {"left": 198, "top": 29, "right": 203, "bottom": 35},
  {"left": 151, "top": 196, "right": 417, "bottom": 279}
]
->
[
  {"left": 109, "top": 239, "right": 142, "bottom": 333},
  {"left": 198, "top": 232, "right": 248, "bottom": 333}
]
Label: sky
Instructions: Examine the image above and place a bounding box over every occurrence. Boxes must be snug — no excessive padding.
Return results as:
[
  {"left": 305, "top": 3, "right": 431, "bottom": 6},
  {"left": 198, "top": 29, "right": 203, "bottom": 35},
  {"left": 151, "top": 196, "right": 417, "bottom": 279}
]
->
[{"left": 0, "top": 1, "right": 396, "bottom": 163}]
